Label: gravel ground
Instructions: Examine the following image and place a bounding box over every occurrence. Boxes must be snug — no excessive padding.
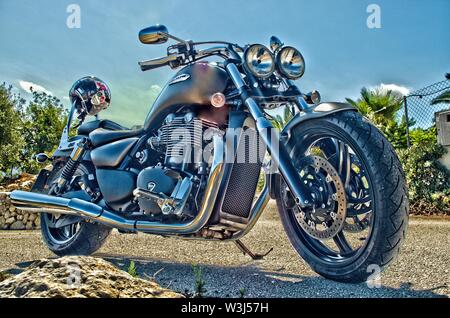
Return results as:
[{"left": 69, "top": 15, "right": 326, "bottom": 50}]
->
[{"left": 0, "top": 201, "right": 448, "bottom": 298}]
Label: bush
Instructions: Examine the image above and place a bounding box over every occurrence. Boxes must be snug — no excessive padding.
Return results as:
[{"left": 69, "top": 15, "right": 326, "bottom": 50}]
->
[
  {"left": 397, "top": 141, "right": 450, "bottom": 215},
  {"left": 21, "top": 92, "right": 67, "bottom": 173},
  {"left": 0, "top": 84, "right": 67, "bottom": 181},
  {"left": 0, "top": 84, "right": 25, "bottom": 181}
]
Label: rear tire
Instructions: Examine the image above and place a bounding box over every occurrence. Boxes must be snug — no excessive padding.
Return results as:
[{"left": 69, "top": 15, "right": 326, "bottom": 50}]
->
[
  {"left": 41, "top": 217, "right": 111, "bottom": 256},
  {"left": 40, "top": 162, "right": 111, "bottom": 256},
  {"left": 277, "top": 111, "right": 408, "bottom": 283}
]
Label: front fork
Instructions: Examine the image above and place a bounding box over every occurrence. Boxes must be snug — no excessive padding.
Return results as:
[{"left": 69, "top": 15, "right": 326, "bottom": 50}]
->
[{"left": 226, "top": 63, "right": 314, "bottom": 208}]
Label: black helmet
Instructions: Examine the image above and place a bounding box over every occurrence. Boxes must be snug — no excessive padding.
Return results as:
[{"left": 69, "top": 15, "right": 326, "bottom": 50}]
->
[{"left": 69, "top": 76, "right": 111, "bottom": 116}]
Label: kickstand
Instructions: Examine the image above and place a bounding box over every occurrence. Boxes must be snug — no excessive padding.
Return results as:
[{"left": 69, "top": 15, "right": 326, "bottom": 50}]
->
[{"left": 234, "top": 239, "right": 273, "bottom": 260}]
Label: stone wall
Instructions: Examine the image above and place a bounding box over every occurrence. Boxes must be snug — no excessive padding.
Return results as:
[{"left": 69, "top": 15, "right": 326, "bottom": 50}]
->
[{"left": 0, "top": 174, "right": 39, "bottom": 230}]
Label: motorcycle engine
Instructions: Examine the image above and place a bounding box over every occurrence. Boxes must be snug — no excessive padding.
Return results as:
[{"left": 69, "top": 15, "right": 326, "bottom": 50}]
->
[{"left": 133, "top": 111, "right": 220, "bottom": 217}]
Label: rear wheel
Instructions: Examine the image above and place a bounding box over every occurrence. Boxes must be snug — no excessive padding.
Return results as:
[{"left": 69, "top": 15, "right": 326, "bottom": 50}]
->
[
  {"left": 277, "top": 111, "right": 408, "bottom": 283},
  {"left": 40, "top": 162, "right": 111, "bottom": 256}
]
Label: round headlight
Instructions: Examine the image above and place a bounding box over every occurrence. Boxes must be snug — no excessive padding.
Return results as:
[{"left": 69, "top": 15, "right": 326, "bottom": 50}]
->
[
  {"left": 276, "top": 46, "right": 305, "bottom": 80},
  {"left": 244, "top": 44, "right": 275, "bottom": 78}
]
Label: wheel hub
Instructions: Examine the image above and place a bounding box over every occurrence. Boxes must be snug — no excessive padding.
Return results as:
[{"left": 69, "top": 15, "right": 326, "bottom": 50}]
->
[{"left": 289, "top": 156, "right": 347, "bottom": 240}]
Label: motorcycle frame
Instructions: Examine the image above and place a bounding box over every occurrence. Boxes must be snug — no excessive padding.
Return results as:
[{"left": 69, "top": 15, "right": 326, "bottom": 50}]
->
[{"left": 11, "top": 43, "right": 356, "bottom": 242}]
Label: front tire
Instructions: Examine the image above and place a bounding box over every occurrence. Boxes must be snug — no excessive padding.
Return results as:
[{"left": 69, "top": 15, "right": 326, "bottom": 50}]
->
[
  {"left": 277, "top": 111, "right": 408, "bottom": 283},
  {"left": 40, "top": 162, "right": 111, "bottom": 256}
]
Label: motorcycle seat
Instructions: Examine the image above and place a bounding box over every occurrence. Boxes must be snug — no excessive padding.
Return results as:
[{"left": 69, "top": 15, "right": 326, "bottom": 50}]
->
[
  {"left": 89, "top": 127, "right": 144, "bottom": 147},
  {"left": 78, "top": 119, "right": 128, "bottom": 136}
]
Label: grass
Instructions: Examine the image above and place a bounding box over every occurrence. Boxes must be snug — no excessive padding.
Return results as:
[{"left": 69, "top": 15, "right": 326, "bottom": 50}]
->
[
  {"left": 127, "top": 260, "right": 138, "bottom": 278},
  {"left": 192, "top": 264, "right": 206, "bottom": 298}
]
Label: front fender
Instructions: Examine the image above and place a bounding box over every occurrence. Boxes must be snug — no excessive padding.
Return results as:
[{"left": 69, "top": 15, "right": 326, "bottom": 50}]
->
[
  {"left": 268, "top": 102, "right": 357, "bottom": 200},
  {"left": 281, "top": 102, "right": 357, "bottom": 142}
]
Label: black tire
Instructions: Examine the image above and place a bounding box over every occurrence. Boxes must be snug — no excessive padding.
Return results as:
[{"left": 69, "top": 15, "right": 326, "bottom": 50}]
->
[
  {"left": 40, "top": 162, "right": 111, "bottom": 256},
  {"left": 277, "top": 111, "right": 408, "bottom": 283},
  {"left": 41, "top": 217, "right": 112, "bottom": 256}
]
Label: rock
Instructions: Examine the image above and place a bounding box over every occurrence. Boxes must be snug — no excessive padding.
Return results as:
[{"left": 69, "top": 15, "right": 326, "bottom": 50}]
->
[
  {"left": 22, "top": 214, "right": 28, "bottom": 224},
  {"left": 10, "top": 221, "right": 25, "bottom": 230},
  {"left": 4, "top": 212, "right": 10, "bottom": 220},
  {"left": 0, "top": 256, "right": 183, "bottom": 298},
  {"left": 25, "top": 222, "right": 33, "bottom": 230},
  {"left": 5, "top": 217, "right": 15, "bottom": 225},
  {"left": 17, "top": 215, "right": 23, "bottom": 221},
  {"left": 34, "top": 217, "right": 40, "bottom": 227},
  {"left": 28, "top": 214, "right": 37, "bottom": 222},
  {"left": 9, "top": 206, "right": 16, "bottom": 212}
]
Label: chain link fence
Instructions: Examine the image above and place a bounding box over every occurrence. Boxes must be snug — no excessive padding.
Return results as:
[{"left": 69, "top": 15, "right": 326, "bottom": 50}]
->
[{"left": 403, "top": 79, "right": 450, "bottom": 147}]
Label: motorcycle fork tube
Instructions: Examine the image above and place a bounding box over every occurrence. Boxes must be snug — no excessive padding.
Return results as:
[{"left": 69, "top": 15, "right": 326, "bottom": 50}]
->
[{"left": 225, "top": 63, "right": 314, "bottom": 208}]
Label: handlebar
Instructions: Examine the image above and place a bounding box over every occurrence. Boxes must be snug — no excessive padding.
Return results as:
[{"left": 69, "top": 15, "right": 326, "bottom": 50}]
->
[
  {"left": 139, "top": 42, "right": 242, "bottom": 72},
  {"left": 138, "top": 54, "right": 183, "bottom": 71}
]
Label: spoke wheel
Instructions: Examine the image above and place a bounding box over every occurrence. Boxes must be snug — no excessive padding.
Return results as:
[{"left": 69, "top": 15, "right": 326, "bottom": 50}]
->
[
  {"left": 282, "top": 133, "right": 375, "bottom": 264},
  {"left": 276, "top": 111, "right": 408, "bottom": 283},
  {"left": 42, "top": 165, "right": 85, "bottom": 245}
]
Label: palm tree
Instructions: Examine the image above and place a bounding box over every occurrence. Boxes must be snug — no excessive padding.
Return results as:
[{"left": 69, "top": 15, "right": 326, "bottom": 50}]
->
[
  {"left": 272, "top": 106, "right": 294, "bottom": 130},
  {"left": 346, "top": 87, "right": 404, "bottom": 124},
  {"left": 431, "top": 91, "right": 450, "bottom": 105}
]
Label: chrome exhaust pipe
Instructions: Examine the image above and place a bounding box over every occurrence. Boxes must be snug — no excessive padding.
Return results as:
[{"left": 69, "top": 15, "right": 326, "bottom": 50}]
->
[
  {"left": 10, "top": 164, "right": 222, "bottom": 234},
  {"left": 10, "top": 134, "right": 226, "bottom": 235}
]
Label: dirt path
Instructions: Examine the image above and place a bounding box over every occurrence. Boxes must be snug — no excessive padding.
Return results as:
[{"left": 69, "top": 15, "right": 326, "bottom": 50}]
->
[{"left": 0, "top": 202, "right": 448, "bottom": 298}]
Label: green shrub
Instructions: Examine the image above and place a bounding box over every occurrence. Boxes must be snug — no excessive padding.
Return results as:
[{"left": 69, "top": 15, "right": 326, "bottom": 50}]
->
[
  {"left": 0, "top": 84, "right": 68, "bottom": 180},
  {"left": 0, "top": 84, "right": 26, "bottom": 181},
  {"left": 21, "top": 92, "right": 67, "bottom": 174},
  {"left": 397, "top": 141, "right": 450, "bottom": 214}
]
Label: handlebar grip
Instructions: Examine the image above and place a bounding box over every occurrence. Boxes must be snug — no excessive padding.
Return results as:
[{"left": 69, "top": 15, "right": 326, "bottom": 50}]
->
[
  {"left": 140, "top": 62, "right": 168, "bottom": 71},
  {"left": 139, "top": 55, "right": 180, "bottom": 72}
]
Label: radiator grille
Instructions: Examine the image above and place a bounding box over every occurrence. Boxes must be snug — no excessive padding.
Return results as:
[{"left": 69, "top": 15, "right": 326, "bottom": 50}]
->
[{"left": 221, "top": 127, "right": 265, "bottom": 218}]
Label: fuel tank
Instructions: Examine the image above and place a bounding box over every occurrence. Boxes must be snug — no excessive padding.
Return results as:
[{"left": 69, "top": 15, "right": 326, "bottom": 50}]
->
[{"left": 143, "top": 62, "right": 229, "bottom": 131}]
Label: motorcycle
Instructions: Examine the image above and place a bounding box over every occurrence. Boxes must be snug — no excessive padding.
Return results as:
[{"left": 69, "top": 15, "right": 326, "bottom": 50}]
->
[{"left": 10, "top": 25, "right": 408, "bottom": 283}]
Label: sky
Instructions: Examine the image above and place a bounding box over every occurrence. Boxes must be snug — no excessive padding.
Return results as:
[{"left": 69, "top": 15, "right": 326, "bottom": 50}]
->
[{"left": 0, "top": 0, "right": 449, "bottom": 127}]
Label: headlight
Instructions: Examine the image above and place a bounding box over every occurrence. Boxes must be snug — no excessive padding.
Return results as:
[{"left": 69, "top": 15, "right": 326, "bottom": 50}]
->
[
  {"left": 244, "top": 44, "right": 275, "bottom": 78},
  {"left": 276, "top": 46, "right": 305, "bottom": 80}
]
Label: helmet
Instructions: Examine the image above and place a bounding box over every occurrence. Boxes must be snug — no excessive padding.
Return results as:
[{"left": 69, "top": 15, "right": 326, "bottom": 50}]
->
[{"left": 69, "top": 76, "right": 111, "bottom": 116}]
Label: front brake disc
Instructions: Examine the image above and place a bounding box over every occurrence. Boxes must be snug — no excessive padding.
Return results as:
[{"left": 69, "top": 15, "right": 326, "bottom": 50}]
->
[{"left": 291, "top": 156, "right": 347, "bottom": 240}]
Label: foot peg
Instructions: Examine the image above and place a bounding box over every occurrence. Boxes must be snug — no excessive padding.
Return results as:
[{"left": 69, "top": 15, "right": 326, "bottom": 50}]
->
[{"left": 234, "top": 239, "right": 273, "bottom": 260}]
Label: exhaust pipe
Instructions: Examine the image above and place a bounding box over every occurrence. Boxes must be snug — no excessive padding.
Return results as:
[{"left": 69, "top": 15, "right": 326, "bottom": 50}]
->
[
  {"left": 9, "top": 162, "right": 224, "bottom": 235},
  {"left": 10, "top": 134, "right": 226, "bottom": 235}
]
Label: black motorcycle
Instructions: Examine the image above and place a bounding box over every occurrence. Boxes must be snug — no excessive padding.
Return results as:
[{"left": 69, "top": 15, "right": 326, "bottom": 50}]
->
[{"left": 10, "top": 25, "right": 408, "bottom": 283}]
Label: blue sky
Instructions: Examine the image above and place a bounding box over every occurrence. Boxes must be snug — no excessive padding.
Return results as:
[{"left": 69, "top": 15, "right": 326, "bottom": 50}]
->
[{"left": 0, "top": 0, "right": 448, "bottom": 126}]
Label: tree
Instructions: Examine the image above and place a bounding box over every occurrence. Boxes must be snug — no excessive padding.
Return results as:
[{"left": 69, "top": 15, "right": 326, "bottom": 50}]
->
[
  {"left": 271, "top": 106, "right": 294, "bottom": 130},
  {"left": 346, "top": 87, "right": 404, "bottom": 124},
  {"left": 0, "top": 84, "right": 25, "bottom": 180},
  {"left": 431, "top": 90, "right": 450, "bottom": 105},
  {"left": 21, "top": 91, "right": 68, "bottom": 173}
]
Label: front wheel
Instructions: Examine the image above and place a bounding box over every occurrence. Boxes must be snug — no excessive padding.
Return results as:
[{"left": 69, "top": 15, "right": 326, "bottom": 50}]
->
[{"left": 277, "top": 111, "right": 408, "bottom": 283}]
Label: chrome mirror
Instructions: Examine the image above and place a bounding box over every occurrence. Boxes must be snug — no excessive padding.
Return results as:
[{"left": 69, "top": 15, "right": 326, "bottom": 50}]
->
[{"left": 139, "top": 25, "right": 169, "bottom": 44}]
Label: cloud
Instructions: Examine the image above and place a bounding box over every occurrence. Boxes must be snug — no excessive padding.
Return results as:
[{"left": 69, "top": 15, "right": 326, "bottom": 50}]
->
[
  {"left": 18, "top": 80, "right": 53, "bottom": 95},
  {"left": 376, "top": 83, "right": 410, "bottom": 96},
  {"left": 150, "top": 85, "right": 161, "bottom": 93}
]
